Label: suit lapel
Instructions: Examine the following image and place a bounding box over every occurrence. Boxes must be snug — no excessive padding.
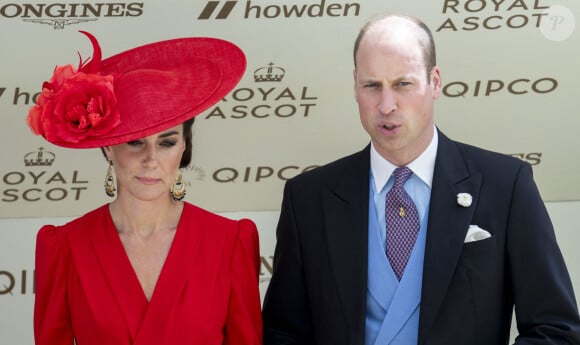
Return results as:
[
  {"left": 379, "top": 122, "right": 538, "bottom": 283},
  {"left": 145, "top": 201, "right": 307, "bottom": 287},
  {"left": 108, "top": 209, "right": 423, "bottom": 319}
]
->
[
  {"left": 418, "top": 132, "right": 482, "bottom": 345},
  {"left": 322, "top": 146, "right": 370, "bottom": 345}
]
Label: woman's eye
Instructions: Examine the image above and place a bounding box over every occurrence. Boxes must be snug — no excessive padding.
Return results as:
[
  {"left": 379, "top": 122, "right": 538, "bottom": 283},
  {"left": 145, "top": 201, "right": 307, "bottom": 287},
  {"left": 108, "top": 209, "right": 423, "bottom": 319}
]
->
[
  {"left": 127, "top": 140, "right": 143, "bottom": 146},
  {"left": 161, "top": 140, "right": 177, "bottom": 147}
]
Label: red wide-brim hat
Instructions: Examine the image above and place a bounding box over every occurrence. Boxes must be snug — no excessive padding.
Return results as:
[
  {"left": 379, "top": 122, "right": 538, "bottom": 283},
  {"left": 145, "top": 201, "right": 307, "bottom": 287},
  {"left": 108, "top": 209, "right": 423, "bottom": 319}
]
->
[{"left": 26, "top": 31, "right": 246, "bottom": 148}]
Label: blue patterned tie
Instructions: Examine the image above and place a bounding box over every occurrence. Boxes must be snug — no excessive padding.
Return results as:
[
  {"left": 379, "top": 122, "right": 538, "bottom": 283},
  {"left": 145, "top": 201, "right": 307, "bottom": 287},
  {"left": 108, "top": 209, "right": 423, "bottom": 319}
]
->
[{"left": 386, "top": 167, "right": 420, "bottom": 280}]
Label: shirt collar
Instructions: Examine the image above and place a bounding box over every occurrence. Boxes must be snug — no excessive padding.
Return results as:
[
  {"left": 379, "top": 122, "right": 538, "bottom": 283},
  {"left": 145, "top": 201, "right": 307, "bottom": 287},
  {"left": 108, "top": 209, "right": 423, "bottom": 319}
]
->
[{"left": 370, "top": 126, "right": 438, "bottom": 192}]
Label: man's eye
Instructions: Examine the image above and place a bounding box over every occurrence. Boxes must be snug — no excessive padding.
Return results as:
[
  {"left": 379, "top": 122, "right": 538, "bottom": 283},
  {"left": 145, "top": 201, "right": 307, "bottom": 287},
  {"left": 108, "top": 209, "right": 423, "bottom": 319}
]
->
[{"left": 364, "top": 82, "right": 380, "bottom": 88}]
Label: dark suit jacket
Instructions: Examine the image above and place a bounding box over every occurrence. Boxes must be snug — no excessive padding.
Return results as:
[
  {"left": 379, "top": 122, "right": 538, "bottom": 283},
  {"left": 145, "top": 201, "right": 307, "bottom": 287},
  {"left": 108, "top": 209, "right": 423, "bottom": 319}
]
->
[{"left": 263, "top": 130, "right": 580, "bottom": 344}]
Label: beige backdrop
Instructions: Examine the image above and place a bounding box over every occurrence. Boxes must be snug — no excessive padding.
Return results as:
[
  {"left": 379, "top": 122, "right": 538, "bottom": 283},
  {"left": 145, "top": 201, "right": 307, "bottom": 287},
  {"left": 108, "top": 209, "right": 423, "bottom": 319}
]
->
[
  {"left": 1, "top": 0, "right": 579, "bottom": 343},
  {"left": 1, "top": 0, "right": 579, "bottom": 218}
]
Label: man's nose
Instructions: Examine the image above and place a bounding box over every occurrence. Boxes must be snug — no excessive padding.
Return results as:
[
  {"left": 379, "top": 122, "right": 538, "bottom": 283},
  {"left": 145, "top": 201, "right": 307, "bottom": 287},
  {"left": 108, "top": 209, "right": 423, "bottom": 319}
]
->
[{"left": 378, "top": 88, "right": 397, "bottom": 115}]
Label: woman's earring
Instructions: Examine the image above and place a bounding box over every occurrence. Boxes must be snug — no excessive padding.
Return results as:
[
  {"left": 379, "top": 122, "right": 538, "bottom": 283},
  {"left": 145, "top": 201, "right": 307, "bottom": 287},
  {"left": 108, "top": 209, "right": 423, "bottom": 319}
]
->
[
  {"left": 104, "top": 161, "right": 116, "bottom": 198},
  {"left": 170, "top": 170, "right": 186, "bottom": 201}
]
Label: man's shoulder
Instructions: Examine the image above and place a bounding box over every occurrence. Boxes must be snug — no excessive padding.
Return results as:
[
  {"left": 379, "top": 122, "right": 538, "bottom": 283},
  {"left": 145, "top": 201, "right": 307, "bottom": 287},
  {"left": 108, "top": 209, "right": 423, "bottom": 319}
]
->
[
  {"left": 451, "top": 138, "right": 527, "bottom": 170},
  {"left": 436, "top": 129, "right": 524, "bottom": 168}
]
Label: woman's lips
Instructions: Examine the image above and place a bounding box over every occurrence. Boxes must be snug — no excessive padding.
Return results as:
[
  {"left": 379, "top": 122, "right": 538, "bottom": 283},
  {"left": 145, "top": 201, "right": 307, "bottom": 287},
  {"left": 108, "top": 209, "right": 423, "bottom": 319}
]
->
[{"left": 136, "top": 177, "right": 160, "bottom": 185}]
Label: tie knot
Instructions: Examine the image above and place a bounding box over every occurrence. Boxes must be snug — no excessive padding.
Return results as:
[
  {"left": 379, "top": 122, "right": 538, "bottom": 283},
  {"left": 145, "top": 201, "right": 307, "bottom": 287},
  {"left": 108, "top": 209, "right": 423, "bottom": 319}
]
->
[{"left": 392, "top": 167, "right": 413, "bottom": 189}]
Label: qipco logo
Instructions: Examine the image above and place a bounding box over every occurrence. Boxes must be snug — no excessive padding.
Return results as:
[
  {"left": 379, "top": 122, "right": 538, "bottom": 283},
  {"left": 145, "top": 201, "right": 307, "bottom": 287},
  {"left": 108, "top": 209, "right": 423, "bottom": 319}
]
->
[
  {"left": 213, "top": 165, "right": 319, "bottom": 183},
  {"left": 0, "top": 270, "right": 34, "bottom": 296},
  {"left": 443, "top": 77, "right": 558, "bottom": 98}
]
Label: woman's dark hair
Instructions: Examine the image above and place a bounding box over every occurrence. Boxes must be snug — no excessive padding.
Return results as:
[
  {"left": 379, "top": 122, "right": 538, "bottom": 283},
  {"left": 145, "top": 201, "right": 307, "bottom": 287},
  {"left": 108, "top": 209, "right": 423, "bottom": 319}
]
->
[
  {"left": 100, "top": 117, "right": 195, "bottom": 168},
  {"left": 179, "top": 117, "right": 195, "bottom": 168}
]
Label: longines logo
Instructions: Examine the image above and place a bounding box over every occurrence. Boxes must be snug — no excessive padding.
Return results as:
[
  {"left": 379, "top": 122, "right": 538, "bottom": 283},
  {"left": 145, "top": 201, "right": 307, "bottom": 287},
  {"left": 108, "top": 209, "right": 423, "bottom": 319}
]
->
[
  {"left": 202, "top": 62, "right": 319, "bottom": 120},
  {"left": 437, "top": 0, "right": 550, "bottom": 32},
  {"left": 1, "top": 148, "right": 89, "bottom": 202},
  {"left": 0, "top": 2, "right": 144, "bottom": 29},
  {"left": 0, "top": 269, "right": 34, "bottom": 295},
  {"left": 197, "top": 0, "right": 361, "bottom": 20}
]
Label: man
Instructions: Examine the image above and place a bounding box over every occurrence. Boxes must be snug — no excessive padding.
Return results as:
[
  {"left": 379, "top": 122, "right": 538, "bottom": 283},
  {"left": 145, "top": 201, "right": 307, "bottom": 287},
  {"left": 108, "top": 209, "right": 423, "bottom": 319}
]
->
[{"left": 262, "top": 14, "right": 580, "bottom": 345}]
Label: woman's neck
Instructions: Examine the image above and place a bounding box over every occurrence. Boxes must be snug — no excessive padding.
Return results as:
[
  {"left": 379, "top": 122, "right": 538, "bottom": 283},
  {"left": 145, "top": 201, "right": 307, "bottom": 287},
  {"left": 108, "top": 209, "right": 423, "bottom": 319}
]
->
[{"left": 108, "top": 197, "right": 183, "bottom": 238}]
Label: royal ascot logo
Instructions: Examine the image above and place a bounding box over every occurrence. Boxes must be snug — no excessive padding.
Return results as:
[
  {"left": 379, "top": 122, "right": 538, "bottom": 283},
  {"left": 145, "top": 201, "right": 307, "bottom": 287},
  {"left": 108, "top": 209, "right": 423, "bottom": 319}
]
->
[
  {"left": 202, "top": 62, "right": 319, "bottom": 120},
  {"left": 0, "top": 2, "right": 144, "bottom": 29},
  {"left": 442, "top": 77, "right": 558, "bottom": 97},
  {"left": 436, "top": 0, "right": 551, "bottom": 32},
  {"left": 0, "top": 269, "right": 34, "bottom": 296},
  {"left": 1, "top": 148, "right": 89, "bottom": 203},
  {"left": 197, "top": 0, "right": 361, "bottom": 20}
]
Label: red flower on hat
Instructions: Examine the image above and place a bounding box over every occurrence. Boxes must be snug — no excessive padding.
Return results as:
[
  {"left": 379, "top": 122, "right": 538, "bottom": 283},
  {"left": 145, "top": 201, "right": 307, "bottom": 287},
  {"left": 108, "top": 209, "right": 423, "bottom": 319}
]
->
[{"left": 26, "top": 31, "right": 121, "bottom": 145}]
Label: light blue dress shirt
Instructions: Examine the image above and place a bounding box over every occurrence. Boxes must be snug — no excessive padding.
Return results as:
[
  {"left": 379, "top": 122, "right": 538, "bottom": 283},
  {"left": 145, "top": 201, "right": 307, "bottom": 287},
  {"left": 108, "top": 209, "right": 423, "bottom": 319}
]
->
[{"left": 365, "top": 129, "right": 437, "bottom": 345}]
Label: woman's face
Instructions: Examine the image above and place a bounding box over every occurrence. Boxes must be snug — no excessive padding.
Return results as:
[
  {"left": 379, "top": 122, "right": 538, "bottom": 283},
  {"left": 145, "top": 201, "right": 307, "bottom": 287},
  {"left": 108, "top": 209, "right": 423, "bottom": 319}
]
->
[{"left": 104, "top": 125, "right": 185, "bottom": 202}]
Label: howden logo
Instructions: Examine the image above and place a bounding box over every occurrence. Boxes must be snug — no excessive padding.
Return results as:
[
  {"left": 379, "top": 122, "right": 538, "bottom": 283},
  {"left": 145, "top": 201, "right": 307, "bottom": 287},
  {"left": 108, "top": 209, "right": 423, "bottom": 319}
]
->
[{"left": 197, "top": 0, "right": 361, "bottom": 20}]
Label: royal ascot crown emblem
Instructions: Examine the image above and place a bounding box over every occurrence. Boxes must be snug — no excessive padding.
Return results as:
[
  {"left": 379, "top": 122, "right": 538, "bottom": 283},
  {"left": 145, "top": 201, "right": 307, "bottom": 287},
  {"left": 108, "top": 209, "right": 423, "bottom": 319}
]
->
[
  {"left": 24, "top": 147, "right": 55, "bottom": 167},
  {"left": 203, "top": 61, "right": 318, "bottom": 121},
  {"left": 0, "top": 147, "right": 88, "bottom": 204},
  {"left": 254, "top": 63, "right": 285, "bottom": 82}
]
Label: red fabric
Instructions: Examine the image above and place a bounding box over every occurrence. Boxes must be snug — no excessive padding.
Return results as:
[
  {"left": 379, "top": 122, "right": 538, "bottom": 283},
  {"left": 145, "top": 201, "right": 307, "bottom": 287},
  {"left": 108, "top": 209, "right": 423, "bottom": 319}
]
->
[
  {"left": 28, "top": 32, "right": 246, "bottom": 149},
  {"left": 34, "top": 202, "right": 262, "bottom": 345}
]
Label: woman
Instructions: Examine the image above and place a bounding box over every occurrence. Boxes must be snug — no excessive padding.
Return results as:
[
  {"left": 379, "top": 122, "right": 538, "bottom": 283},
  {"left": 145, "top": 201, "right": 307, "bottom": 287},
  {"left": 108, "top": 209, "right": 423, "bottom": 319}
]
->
[{"left": 27, "top": 31, "right": 262, "bottom": 344}]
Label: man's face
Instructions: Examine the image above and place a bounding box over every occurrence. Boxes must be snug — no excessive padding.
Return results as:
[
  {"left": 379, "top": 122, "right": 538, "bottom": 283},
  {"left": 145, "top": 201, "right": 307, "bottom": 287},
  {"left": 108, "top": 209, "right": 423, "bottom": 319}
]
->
[{"left": 354, "top": 19, "right": 441, "bottom": 166}]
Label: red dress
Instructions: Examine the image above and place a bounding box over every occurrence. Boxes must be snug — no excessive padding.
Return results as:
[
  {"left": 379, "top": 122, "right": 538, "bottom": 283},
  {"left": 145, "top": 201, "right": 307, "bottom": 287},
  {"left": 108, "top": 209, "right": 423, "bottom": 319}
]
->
[{"left": 34, "top": 202, "right": 262, "bottom": 345}]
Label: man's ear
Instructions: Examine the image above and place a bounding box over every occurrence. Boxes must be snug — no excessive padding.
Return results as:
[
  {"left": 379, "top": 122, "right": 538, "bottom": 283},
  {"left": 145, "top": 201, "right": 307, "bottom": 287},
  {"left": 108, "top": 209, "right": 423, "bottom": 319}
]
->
[
  {"left": 430, "top": 66, "right": 442, "bottom": 100},
  {"left": 353, "top": 69, "right": 360, "bottom": 102}
]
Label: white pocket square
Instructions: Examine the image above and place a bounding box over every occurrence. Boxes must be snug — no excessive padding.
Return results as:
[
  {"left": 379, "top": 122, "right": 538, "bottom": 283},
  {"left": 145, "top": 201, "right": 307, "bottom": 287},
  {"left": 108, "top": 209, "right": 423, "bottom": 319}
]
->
[{"left": 464, "top": 225, "right": 491, "bottom": 243}]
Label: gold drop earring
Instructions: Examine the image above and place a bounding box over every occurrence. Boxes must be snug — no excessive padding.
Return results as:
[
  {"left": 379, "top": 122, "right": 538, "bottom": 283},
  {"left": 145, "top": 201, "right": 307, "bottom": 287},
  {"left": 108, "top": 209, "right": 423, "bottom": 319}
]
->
[
  {"left": 104, "top": 161, "right": 116, "bottom": 198},
  {"left": 170, "top": 170, "right": 186, "bottom": 201}
]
